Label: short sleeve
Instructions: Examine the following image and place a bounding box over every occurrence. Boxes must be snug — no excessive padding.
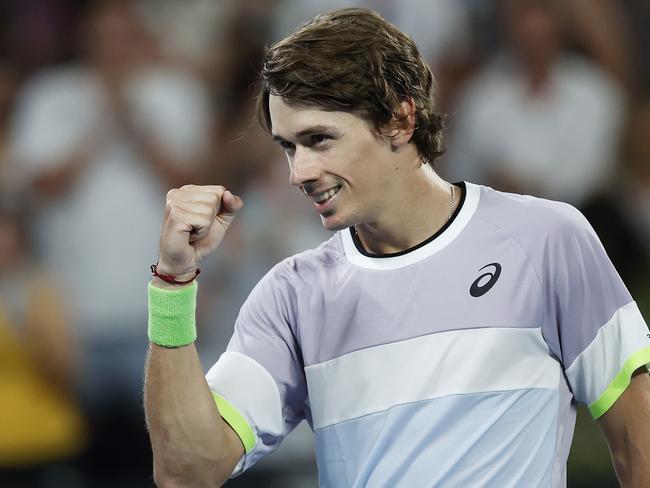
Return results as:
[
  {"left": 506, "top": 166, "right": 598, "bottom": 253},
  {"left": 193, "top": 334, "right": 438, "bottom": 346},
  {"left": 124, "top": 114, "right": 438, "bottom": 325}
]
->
[
  {"left": 541, "top": 206, "right": 650, "bottom": 419},
  {"left": 205, "top": 261, "right": 307, "bottom": 475}
]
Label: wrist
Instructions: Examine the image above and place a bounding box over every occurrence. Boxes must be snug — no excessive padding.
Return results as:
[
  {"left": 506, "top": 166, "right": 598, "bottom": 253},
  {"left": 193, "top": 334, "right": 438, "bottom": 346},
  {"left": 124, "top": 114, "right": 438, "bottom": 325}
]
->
[
  {"left": 150, "top": 276, "right": 195, "bottom": 290},
  {"left": 148, "top": 280, "right": 198, "bottom": 348},
  {"left": 151, "top": 261, "right": 200, "bottom": 286}
]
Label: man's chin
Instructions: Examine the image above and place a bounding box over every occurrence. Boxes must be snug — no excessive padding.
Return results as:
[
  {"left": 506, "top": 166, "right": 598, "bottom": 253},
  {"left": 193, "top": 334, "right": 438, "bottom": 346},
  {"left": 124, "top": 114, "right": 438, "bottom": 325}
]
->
[{"left": 320, "top": 214, "right": 349, "bottom": 232}]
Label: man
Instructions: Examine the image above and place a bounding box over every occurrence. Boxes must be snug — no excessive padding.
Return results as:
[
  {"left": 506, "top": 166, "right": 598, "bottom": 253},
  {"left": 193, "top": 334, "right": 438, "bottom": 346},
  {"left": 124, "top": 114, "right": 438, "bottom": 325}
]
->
[{"left": 144, "top": 8, "right": 650, "bottom": 487}]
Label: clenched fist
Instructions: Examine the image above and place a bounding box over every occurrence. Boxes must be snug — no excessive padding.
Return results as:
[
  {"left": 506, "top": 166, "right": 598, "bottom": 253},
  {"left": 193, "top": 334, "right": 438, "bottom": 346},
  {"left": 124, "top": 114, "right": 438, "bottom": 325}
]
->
[{"left": 156, "top": 185, "right": 243, "bottom": 284}]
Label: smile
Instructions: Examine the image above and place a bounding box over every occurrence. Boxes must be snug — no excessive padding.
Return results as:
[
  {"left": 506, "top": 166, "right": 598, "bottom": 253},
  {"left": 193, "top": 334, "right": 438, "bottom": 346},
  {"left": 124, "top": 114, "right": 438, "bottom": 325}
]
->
[{"left": 312, "top": 185, "right": 341, "bottom": 204}]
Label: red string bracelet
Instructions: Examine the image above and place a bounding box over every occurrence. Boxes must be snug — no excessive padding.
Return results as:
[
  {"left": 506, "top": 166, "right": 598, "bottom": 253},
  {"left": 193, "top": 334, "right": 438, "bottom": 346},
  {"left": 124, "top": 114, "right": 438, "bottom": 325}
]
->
[{"left": 151, "top": 263, "right": 201, "bottom": 284}]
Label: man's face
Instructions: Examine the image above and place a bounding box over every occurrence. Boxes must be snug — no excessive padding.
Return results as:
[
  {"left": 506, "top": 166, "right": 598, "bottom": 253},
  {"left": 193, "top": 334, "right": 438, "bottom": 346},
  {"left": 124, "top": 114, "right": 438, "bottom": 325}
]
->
[{"left": 269, "top": 95, "right": 396, "bottom": 231}]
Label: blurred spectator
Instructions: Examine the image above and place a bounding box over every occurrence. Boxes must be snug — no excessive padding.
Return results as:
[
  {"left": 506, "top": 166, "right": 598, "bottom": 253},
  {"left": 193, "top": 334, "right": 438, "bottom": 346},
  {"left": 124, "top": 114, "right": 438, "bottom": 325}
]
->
[
  {"left": 209, "top": 2, "right": 274, "bottom": 127},
  {"left": 443, "top": 0, "right": 626, "bottom": 207},
  {"left": 622, "top": 99, "right": 650, "bottom": 319},
  {"left": 622, "top": 97, "right": 650, "bottom": 255},
  {"left": 619, "top": 0, "right": 650, "bottom": 93},
  {"left": 5, "top": 0, "right": 212, "bottom": 483},
  {"left": 0, "top": 194, "right": 85, "bottom": 488},
  {"left": 0, "top": 63, "right": 19, "bottom": 185},
  {"left": 137, "top": 0, "right": 230, "bottom": 70},
  {"left": 137, "top": 0, "right": 275, "bottom": 84}
]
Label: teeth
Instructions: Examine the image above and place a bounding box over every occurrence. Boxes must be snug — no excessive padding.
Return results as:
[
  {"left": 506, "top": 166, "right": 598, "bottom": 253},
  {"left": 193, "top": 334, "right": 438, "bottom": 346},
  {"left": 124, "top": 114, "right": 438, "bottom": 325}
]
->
[{"left": 313, "top": 186, "right": 339, "bottom": 204}]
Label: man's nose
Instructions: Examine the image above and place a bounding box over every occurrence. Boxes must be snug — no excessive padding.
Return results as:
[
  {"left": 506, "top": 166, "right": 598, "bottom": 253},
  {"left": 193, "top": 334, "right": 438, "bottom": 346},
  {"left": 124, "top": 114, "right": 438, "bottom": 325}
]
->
[{"left": 289, "top": 147, "right": 320, "bottom": 187}]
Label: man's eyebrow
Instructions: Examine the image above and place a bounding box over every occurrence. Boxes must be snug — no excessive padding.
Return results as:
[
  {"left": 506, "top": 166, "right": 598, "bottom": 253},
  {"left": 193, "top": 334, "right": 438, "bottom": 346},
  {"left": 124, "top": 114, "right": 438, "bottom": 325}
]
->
[{"left": 272, "top": 125, "right": 339, "bottom": 142}]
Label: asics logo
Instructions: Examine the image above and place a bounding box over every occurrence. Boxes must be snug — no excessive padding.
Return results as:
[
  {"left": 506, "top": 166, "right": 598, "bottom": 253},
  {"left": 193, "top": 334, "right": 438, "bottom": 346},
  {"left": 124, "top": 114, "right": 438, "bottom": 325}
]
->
[{"left": 470, "top": 263, "right": 502, "bottom": 297}]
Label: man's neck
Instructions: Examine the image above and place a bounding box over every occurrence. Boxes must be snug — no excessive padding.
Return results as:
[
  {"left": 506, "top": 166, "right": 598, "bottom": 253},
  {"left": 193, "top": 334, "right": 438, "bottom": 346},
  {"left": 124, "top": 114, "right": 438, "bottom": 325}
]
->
[{"left": 354, "top": 164, "right": 458, "bottom": 255}]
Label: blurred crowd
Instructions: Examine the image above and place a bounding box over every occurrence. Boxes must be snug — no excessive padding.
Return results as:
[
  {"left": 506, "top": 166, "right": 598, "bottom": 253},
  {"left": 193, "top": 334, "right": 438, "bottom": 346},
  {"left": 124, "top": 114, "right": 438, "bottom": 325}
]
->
[{"left": 0, "top": 0, "right": 647, "bottom": 487}]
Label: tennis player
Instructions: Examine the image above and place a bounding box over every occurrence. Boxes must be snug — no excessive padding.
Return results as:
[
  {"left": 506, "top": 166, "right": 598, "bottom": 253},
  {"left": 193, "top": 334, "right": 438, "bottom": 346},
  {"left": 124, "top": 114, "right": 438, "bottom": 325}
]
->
[{"left": 144, "top": 8, "right": 650, "bottom": 487}]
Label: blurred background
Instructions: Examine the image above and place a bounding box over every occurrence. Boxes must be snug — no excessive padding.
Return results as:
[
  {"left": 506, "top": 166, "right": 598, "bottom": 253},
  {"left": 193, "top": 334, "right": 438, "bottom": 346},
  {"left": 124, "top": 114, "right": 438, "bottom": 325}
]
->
[{"left": 0, "top": 0, "right": 647, "bottom": 486}]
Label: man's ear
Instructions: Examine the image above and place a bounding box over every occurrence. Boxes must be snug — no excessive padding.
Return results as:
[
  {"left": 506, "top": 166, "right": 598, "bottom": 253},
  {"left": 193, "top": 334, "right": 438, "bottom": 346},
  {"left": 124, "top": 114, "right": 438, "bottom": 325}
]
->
[{"left": 384, "top": 98, "right": 417, "bottom": 148}]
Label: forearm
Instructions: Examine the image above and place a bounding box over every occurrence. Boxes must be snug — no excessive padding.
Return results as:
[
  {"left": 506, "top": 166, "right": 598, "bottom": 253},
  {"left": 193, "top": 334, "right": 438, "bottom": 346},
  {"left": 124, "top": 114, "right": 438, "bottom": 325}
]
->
[
  {"left": 30, "top": 158, "right": 86, "bottom": 197},
  {"left": 28, "top": 133, "right": 98, "bottom": 198},
  {"left": 144, "top": 342, "right": 242, "bottom": 487},
  {"left": 611, "top": 438, "right": 650, "bottom": 488},
  {"left": 610, "top": 411, "right": 650, "bottom": 487},
  {"left": 599, "top": 370, "right": 650, "bottom": 488}
]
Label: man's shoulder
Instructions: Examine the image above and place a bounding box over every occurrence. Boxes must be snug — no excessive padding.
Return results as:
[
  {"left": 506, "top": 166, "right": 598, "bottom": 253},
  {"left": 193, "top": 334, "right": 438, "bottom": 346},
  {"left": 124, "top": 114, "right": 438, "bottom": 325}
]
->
[
  {"left": 239, "top": 234, "right": 343, "bottom": 323},
  {"left": 261, "top": 233, "right": 344, "bottom": 287},
  {"left": 474, "top": 184, "right": 593, "bottom": 249}
]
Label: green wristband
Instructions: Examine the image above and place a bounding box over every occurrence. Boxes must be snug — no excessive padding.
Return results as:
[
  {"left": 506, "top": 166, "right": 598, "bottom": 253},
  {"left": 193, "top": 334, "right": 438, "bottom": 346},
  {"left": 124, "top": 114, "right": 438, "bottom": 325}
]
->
[{"left": 148, "top": 281, "right": 198, "bottom": 347}]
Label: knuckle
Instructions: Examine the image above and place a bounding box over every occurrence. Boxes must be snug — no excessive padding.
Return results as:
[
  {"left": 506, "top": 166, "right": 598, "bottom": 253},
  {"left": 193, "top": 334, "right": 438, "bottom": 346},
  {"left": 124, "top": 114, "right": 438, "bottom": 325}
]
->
[{"left": 164, "top": 196, "right": 178, "bottom": 212}]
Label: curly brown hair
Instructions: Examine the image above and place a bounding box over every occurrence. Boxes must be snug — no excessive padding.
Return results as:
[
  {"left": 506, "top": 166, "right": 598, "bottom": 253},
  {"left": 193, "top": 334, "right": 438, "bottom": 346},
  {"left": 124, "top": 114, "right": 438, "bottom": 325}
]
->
[{"left": 257, "top": 8, "right": 446, "bottom": 165}]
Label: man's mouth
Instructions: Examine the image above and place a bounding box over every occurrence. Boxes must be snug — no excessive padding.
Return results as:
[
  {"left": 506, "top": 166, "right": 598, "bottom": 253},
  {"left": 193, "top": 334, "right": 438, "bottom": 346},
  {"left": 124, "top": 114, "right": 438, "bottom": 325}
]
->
[{"left": 311, "top": 185, "right": 341, "bottom": 205}]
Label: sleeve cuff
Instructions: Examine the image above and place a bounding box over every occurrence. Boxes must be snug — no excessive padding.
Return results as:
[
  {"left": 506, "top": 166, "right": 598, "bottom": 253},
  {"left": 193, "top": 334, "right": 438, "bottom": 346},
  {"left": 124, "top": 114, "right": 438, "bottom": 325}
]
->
[
  {"left": 212, "top": 391, "right": 256, "bottom": 453},
  {"left": 589, "top": 346, "right": 650, "bottom": 419}
]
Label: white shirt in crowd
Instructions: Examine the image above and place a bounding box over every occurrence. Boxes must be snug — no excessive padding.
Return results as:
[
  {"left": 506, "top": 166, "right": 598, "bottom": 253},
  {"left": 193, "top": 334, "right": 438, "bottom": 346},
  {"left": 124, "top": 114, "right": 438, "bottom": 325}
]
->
[{"left": 444, "top": 54, "right": 625, "bottom": 206}]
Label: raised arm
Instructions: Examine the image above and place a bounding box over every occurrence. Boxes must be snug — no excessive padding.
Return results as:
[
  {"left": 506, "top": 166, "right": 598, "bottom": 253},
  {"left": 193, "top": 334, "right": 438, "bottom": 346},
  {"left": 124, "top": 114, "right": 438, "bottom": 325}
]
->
[
  {"left": 146, "top": 343, "right": 243, "bottom": 487},
  {"left": 144, "top": 185, "right": 244, "bottom": 487}
]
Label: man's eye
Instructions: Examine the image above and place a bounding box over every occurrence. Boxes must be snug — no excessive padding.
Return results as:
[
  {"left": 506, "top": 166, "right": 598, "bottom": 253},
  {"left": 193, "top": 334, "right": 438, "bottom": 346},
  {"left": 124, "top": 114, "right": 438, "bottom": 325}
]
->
[
  {"left": 310, "top": 134, "right": 330, "bottom": 146},
  {"left": 280, "top": 141, "right": 295, "bottom": 152}
]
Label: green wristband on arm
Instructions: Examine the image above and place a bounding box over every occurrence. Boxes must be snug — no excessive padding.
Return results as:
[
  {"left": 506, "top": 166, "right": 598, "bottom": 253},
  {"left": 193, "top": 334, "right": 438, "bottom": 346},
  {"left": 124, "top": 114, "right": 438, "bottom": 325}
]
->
[{"left": 148, "top": 281, "right": 198, "bottom": 347}]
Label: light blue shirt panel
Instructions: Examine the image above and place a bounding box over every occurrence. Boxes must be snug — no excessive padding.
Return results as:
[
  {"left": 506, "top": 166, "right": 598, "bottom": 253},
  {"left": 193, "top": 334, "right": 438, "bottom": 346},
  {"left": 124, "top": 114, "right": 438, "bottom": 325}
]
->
[{"left": 315, "top": 389, "right": 557, "bottom": 488}]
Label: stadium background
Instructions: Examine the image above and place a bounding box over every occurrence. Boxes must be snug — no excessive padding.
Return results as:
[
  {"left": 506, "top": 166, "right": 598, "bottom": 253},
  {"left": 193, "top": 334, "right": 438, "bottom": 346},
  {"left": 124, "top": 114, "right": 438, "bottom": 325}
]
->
[{"left": 0, "top": 0, "right": 648, "bottom": 486}]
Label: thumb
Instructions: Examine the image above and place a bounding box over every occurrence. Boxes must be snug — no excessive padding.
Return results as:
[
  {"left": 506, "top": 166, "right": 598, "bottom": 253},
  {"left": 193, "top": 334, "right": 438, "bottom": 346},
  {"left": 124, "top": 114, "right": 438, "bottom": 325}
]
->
[{"left": 218, "top": 190, "right": 244, "bottom": 224}]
